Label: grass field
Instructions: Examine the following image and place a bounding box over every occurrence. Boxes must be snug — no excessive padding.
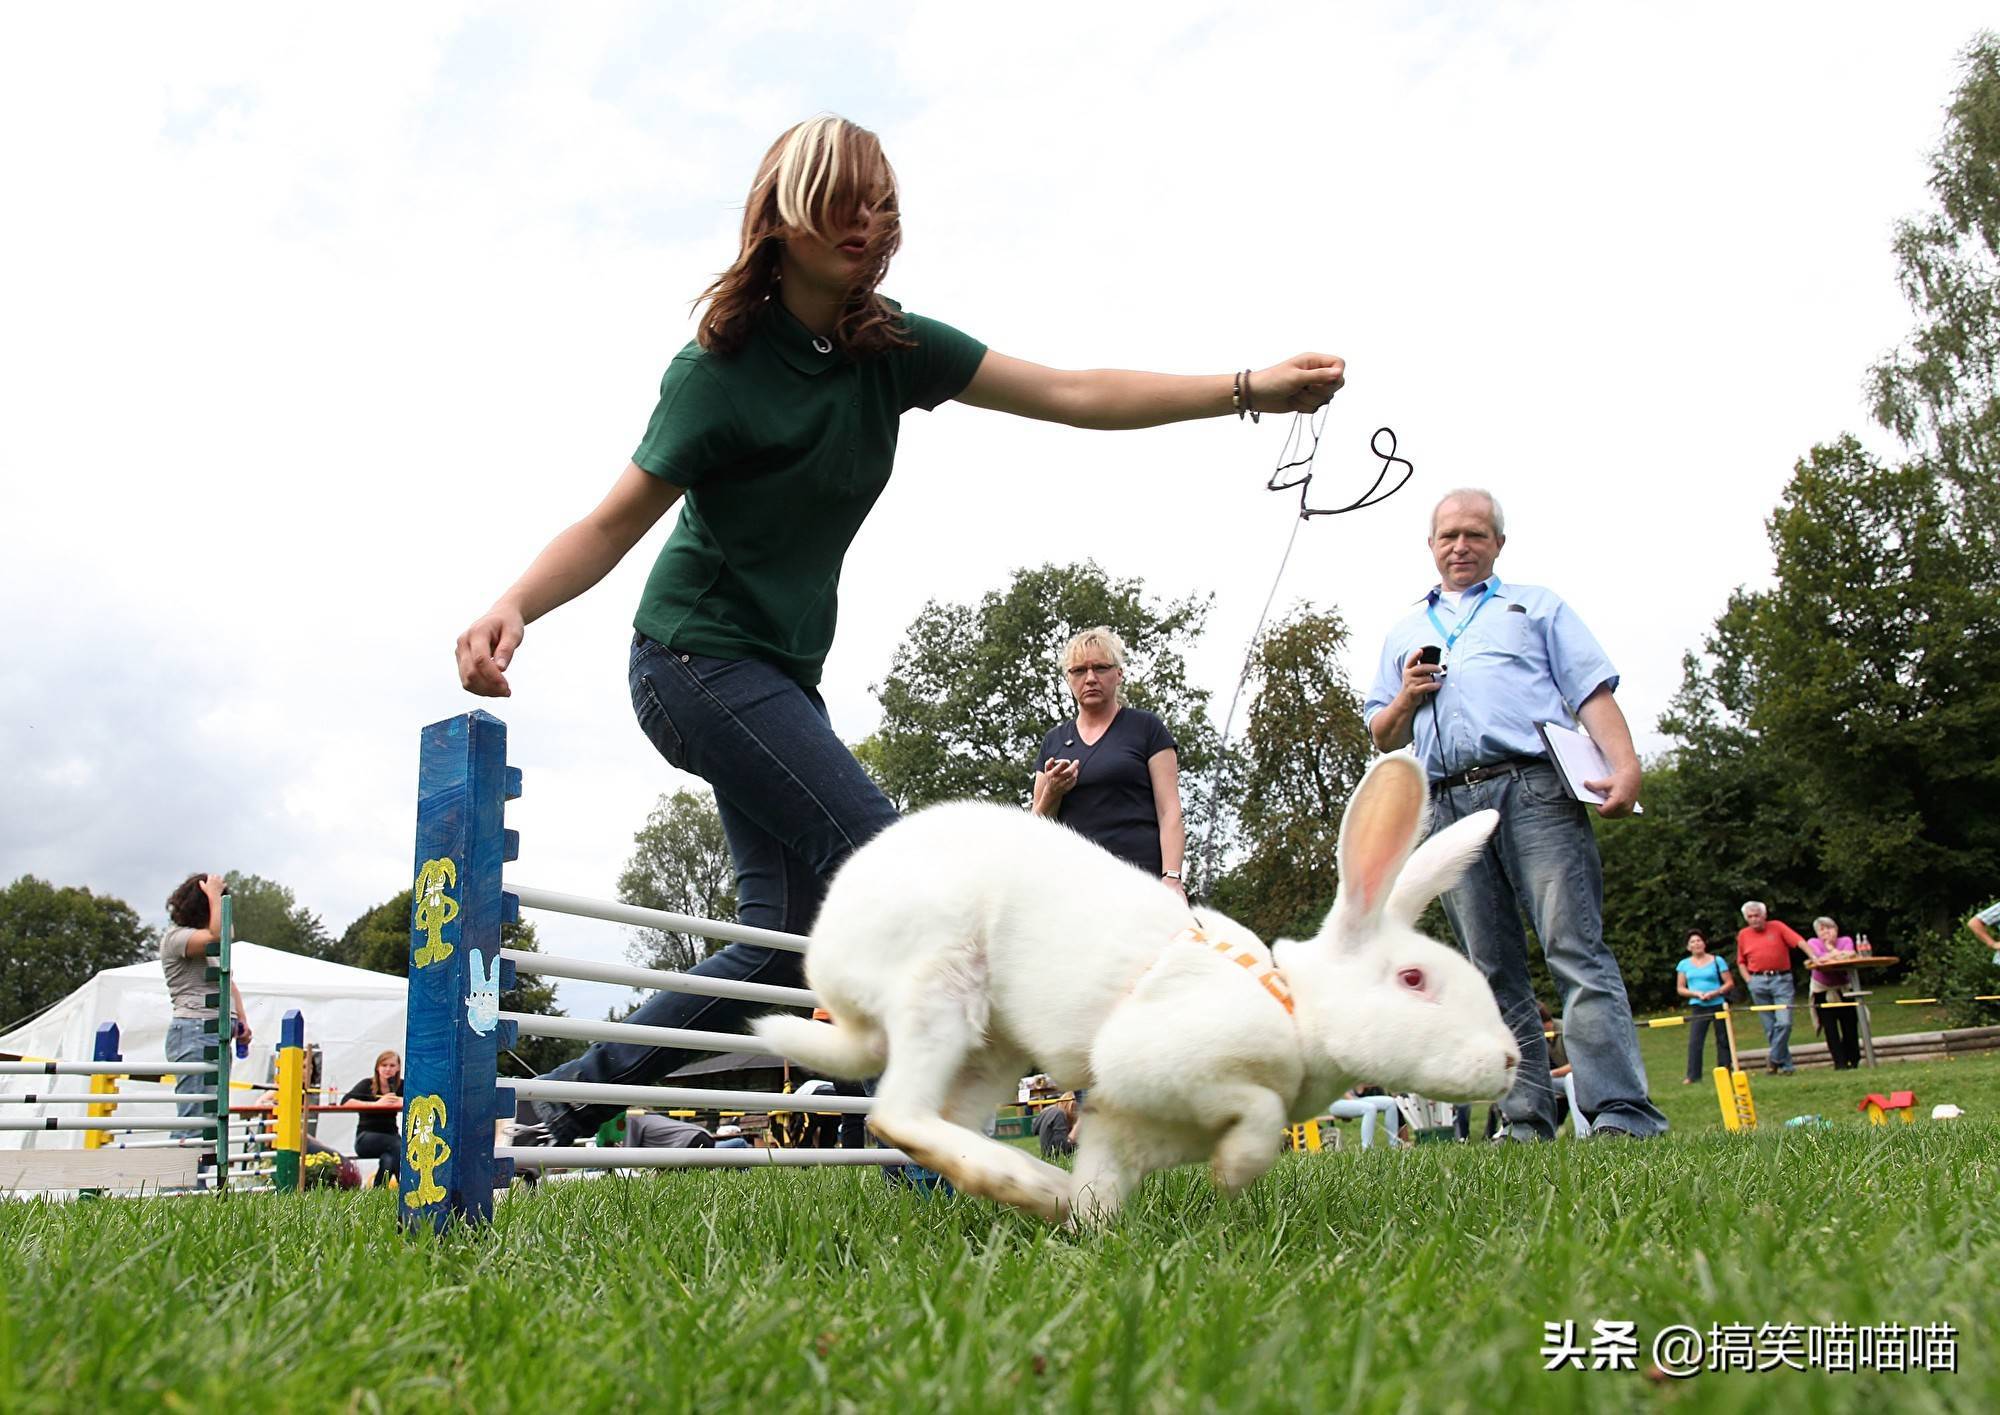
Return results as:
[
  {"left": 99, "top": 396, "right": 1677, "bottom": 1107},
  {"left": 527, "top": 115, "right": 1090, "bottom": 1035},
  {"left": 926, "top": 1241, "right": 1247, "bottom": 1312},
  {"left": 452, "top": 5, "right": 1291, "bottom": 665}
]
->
[{"left": 5, "top": 997, "right": 1999, "bottom": 1413}]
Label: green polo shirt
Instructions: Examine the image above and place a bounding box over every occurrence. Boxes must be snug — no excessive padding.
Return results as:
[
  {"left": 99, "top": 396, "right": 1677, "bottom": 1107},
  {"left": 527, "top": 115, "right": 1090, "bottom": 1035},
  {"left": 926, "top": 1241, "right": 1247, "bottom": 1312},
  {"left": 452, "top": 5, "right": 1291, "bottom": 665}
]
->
[{"left": 631, "top": 299, "right": 986, "bottom": 686}]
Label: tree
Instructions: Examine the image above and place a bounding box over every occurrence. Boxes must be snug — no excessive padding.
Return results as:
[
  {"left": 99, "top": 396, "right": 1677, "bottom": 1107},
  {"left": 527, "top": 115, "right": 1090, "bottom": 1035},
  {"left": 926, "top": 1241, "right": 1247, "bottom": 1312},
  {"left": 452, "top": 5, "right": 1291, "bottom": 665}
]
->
[
  {"left": 223, "top": 871, "right": 334, "bottom": 959},
  {"left": 0, "top": 876, "right": 156, "bottom": 1032},
  {"left": 334, "top": 892, "right": 576, "bottom": 1076},
  {"left": 1205, "top": 607, "right": 1372, "bottom": 943},
  {"left": 860, "top": 561, "right": 1222, "bottom": 826},
  {"left": 618, "top": 790, "right": 737, "bottom": 974},
  {"left": 1869, "top": 32, "right": 2000, "bottom": 508},
  {"left": 1661, "top": 437, "right": 2000, "bottom": 948},
  {"left": 1639, "top": 40, "right": 2000, "bottom": 964}
]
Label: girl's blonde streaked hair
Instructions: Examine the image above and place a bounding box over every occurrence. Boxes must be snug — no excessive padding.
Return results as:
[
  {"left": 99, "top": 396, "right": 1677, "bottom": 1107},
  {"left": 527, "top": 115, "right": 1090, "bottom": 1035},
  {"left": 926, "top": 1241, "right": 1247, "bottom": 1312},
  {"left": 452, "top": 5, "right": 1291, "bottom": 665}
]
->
[{"left": 696, "top": 115, "right": 912, "bottom": 358}]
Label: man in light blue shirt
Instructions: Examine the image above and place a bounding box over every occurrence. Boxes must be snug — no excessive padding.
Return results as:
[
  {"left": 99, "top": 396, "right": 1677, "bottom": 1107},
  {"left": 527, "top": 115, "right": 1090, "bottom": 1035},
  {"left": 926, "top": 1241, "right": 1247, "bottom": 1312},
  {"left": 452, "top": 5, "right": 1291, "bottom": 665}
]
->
[{"left": 1364, "top": 489, "right": 1665, "bottom": 1141}]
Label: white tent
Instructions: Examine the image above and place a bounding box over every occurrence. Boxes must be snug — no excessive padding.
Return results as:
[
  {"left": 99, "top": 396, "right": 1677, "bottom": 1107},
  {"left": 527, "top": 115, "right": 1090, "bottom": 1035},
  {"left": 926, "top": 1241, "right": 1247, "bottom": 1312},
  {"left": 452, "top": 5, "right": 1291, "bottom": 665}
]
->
[{"left": 0, "top": 942, "right": 406, "bottom": 1157}]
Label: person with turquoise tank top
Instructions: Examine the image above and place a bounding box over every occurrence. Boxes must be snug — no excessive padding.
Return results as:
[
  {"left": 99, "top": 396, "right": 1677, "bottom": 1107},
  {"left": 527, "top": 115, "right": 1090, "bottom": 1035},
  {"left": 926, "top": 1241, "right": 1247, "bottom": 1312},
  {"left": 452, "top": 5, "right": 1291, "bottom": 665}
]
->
[
  {"left": 1674, "top": 928, "right": 1735, "bottom": 1083},
  {"left": 453, "top": 114, "right": 1349, "bottom": 1146}
]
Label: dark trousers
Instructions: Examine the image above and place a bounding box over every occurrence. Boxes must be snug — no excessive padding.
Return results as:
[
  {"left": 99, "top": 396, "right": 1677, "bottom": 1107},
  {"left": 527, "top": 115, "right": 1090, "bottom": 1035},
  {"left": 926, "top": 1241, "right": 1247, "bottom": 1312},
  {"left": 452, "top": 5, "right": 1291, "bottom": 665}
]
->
[
  {"left": 1685, "top": 1009, "right": 1732, "bottom": 1082},
  {"left": 1817, "top": 990, "right": 1862, "bottom": 1069},
  {"left": 353, "top": 1129, "right": 398, "bottom": 1187},
  {"left": 533, "top": 639, "right": 900, "bottom": 1143}
]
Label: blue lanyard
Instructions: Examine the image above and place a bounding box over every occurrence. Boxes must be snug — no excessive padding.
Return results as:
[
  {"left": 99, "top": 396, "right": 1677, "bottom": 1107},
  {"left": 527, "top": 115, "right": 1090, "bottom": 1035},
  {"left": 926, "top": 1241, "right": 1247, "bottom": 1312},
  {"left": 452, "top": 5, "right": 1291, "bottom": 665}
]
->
[{"left": 1424, "top": 581, "right": 1499, "bottom": 657}]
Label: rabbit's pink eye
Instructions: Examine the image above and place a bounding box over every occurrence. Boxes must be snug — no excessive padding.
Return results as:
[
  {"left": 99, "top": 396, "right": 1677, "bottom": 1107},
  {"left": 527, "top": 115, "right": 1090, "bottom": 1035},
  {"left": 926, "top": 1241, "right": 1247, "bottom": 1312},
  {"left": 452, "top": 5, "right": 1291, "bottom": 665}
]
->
[{"left": 1398, "top": 968, "right": 1426, "bottom": 991}]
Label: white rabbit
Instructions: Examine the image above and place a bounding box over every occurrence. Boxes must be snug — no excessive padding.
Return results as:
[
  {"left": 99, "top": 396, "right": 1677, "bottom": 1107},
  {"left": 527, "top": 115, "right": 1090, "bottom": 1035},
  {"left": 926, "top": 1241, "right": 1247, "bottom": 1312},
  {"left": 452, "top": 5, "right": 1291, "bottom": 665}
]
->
[{"left": 753, "top": 751, "right": 1519, "bottom": 1224}]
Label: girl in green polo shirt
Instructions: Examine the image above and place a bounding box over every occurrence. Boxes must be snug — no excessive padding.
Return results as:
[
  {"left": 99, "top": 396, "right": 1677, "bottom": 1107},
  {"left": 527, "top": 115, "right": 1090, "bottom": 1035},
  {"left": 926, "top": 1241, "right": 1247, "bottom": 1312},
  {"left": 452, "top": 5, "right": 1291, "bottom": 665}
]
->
[{"left": 453, "top": 114, "right": 1346, "bottom": 1142}]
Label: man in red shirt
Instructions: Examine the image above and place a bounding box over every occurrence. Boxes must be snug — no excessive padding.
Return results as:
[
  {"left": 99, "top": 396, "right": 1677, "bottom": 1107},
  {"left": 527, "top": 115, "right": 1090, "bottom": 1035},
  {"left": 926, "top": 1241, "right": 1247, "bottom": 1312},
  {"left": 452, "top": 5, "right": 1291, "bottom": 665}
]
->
[{"left": 1736, "top": 901, "right": 1805, "bottom": 1074}]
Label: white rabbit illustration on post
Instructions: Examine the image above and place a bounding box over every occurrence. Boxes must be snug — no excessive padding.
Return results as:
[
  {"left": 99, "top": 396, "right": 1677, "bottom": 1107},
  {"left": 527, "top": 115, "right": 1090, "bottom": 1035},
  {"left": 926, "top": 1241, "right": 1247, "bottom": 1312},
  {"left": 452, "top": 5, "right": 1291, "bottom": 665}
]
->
[
  {"left": 464, "top": 950, "right": 501, "bottom": 1037},
  {"left": 753, "top": 751, "right": 1520, "bottom": 1224}
]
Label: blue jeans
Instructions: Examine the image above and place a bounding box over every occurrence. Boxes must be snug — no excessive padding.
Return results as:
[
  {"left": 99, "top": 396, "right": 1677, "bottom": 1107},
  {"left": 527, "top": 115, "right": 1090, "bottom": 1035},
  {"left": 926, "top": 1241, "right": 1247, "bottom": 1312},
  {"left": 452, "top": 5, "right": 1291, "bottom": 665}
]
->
[
  {"left": 1429, "top": 762, "right": 1668, "bottom": 1140},
  {"left": 533, "top": 638, "right": 900, "bottom": 1142},
  {"left": 164, "top": 1016, "right": 208, "bottom": 1139},
  {"left": 1746, "top": 972, "right": 1795, "bottom": 1069}
]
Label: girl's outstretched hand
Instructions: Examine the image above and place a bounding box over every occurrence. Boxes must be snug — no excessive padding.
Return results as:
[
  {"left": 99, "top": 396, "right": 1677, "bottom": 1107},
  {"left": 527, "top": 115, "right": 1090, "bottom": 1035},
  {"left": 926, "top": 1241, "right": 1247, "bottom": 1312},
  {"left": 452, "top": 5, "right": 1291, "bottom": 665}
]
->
[
  {"left": 457, "top": 607, "right": 525, "bottom": 697},
  {"left": 1252, "top": 354, "right": 1345, "bottom": 413}
]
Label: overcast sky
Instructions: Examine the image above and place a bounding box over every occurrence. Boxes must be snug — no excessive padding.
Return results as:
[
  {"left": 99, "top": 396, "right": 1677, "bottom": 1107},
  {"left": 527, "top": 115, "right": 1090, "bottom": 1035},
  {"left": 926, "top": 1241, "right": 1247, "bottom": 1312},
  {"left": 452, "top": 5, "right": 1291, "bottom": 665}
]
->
[{"left": 2, "top": 3, "right": 1986, "bottom": 1024}]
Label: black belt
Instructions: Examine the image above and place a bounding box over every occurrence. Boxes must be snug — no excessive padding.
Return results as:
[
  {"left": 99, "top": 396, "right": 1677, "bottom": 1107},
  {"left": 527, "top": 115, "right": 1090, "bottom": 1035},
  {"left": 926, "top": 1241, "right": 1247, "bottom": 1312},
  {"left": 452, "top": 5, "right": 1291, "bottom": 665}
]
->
[{"left": 1430, "top": 755, "right": 1546, "bottom": 793}]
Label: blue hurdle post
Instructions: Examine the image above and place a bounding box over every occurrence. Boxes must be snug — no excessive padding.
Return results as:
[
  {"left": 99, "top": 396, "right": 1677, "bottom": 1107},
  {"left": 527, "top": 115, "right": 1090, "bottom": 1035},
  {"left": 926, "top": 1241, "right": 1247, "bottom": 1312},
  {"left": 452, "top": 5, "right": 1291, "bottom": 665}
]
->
[
  {"left": 83, "top": 1023, "right": 121, "bottom": 1152},
  {"left": 400, "top": 710, "right": 520, "bottom": 1232}
]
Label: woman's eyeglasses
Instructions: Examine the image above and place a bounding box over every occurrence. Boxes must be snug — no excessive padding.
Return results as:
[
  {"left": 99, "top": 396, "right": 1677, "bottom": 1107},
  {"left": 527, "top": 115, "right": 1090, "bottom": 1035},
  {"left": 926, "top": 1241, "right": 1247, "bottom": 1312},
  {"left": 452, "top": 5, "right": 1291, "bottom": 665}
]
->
[{"left": 1066, "top": 663, "right": 1119, "bottom": 680}]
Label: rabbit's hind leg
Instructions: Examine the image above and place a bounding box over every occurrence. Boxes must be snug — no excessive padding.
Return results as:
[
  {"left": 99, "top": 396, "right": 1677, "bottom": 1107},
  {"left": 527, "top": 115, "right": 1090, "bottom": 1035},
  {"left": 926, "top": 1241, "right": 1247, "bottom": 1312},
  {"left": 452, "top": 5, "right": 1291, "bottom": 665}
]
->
[
  {"left": 1197, "top": 1084, "right": 1290, "bottom": 1197},
  {"left": 867, "top": 991, "right": 1069, "bottom": 1222},
  {"left": 946, "top": 1053, "right": 1076, "bottom": 1218}
]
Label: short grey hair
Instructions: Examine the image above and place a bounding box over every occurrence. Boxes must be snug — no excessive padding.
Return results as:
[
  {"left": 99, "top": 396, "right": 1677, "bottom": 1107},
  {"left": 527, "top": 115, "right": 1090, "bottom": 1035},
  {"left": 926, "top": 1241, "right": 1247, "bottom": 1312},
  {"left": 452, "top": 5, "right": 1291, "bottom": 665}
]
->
[
  {"left": 1430, "top": 488, "right": 1506, "bottom": 539},
  {"left": 1741, "top": 900, "right": 1766, "bottom": 917},
  {"left": 1813, "top": 916, "right": 1837, "bottom": 932}
]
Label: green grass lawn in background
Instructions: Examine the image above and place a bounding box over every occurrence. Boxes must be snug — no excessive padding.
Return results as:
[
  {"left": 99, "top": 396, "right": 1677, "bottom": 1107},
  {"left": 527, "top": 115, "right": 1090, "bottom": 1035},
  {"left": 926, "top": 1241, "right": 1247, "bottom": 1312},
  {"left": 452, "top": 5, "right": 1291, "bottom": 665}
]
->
[{"left": 4, "top": 1004, "right": 1998, "bottom": 1413}]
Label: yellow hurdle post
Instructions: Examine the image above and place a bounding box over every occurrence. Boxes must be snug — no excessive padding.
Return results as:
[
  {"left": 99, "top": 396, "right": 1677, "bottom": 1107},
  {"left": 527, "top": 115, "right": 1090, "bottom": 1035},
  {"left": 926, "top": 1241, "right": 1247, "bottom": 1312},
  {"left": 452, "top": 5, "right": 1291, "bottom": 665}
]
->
[
  {"left": 1713, "top": 1006, "right": 1757, "bottom": 1131},
  {"left": 1713, "top": 1067, "right": 1741, "bottom": 1131},
  {"left": 273, "top": 1010, "right": 306, "bottom": 1191}
]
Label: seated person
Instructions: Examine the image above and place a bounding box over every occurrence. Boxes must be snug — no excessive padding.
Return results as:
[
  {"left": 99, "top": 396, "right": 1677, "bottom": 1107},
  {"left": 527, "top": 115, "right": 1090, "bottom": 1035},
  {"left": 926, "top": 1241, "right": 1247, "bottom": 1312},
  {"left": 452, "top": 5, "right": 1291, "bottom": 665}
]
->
[
  {"left": 1033, "top": 1093, "right": 1078, "bottom": 1157},
  {"left": 342, "top": 1051, "right": 404, "bottom": 1187},
  {"left": 612, "top": 1110, "right": 717, "bottom": 1148}
]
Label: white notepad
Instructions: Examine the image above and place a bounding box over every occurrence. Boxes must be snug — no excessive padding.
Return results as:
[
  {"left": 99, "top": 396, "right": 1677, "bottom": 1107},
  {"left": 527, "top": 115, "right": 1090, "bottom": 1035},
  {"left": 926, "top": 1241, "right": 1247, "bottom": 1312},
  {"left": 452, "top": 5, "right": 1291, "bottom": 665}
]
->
[{"left": 1536, "top": 720, "right": 1644, "bottom": 815}]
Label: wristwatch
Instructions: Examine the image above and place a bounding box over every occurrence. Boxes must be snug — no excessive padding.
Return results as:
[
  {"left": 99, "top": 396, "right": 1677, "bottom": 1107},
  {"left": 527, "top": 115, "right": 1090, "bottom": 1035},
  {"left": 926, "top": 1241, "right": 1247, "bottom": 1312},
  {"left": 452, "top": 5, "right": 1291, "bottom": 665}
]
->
[{"left": 1162, "top": 869, "right": 1183, "bottom": 881}]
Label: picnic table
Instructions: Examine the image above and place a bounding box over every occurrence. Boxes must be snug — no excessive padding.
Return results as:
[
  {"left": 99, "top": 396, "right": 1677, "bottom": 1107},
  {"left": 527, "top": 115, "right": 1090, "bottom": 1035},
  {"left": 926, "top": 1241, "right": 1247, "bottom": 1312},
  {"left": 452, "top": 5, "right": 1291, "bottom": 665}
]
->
[{"left": 1813, "top": 954, "right": 1900, "bottom": 1067}]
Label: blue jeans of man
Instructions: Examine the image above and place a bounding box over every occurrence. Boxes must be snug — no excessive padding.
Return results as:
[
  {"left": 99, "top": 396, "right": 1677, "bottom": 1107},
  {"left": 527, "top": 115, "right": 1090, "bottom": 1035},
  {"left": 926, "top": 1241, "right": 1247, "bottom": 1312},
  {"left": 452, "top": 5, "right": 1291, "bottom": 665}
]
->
[
  {"left": 165, "top": 1015, "right": 208, "bottom": 1140},
  {"left": 533, "top": 638, "right": 900, "bottom": 1142},
  {"left": 1746, "top": 972, "right": 1795, "bottom": 1070},
  {"left": 1428, "top": 761, "right": 1668, "bottom": 1140}
]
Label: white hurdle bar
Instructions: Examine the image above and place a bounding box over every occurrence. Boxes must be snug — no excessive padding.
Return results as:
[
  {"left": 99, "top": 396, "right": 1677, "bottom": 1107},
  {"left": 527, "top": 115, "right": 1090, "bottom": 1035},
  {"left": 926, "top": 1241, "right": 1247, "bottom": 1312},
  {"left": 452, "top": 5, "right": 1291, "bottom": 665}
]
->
[
  {"left": 0, "top": 1061, "right": 217, "bottom": 1077},
  {"left": 0, "top": 1092, "right": 219, "bottom": 1105},
  {"left": 500, "top": 1146, "right": 910, "bottom": 1169},
  {"left": 108, "top": 1137, "right": 245, "bottom": 1150},
  {"left": 501, "top": 1011, "right": 778, "bottom": 1056},
  {"left": 505, "top": 882, "right": 895, "bottom": 1149},
  {"left": 0, "top": 1117, "right": 216, "bottom": 1132},
  {"left": 513, "top": 1078, "right": 870, "bottom": 1113},
  {"left": 507, "top": 884, "right": 809, "bottom": 954},
  {"left": 500, "top": 949, "right": 814, "bottom": 1008}
]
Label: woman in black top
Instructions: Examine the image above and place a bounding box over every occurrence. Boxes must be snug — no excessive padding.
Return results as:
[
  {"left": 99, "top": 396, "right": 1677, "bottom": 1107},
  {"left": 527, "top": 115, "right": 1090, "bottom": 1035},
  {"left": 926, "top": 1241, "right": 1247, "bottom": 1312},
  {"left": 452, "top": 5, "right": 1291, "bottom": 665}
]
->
[
  {"left": 344, "top": 1051, "right": 403, "bottom": 1187},
  {"left": 1031, "top": 626, "right": 1186, "bottom": 893}
]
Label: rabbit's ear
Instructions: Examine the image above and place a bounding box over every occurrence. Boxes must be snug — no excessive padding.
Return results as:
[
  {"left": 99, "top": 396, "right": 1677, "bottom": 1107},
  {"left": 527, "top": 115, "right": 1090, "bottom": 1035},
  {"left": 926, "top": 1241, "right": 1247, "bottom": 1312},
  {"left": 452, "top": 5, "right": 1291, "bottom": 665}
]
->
[
  {"left": 1327, "top": 754, "right": 1429, "bottom": 944},
  {"left": 1384, "top": 809, "right": 1499, "bottom": 927}
]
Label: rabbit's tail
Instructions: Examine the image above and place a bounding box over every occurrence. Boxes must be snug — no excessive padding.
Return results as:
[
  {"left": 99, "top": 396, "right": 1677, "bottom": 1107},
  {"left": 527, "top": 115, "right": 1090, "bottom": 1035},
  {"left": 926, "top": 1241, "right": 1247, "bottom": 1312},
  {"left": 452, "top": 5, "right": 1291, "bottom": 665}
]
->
[{"left": 753, "top": 1012, "right": 887, "bottom": 1079}]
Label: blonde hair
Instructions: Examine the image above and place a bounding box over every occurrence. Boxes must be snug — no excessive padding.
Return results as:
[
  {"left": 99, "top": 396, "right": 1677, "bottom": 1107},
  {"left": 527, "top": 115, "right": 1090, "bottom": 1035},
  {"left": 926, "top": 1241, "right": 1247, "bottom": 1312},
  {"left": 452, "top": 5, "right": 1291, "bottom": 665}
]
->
[
  {"left": 1061, "top": 626, "right": 1129, "bottom": 704},
  {"left": 695, "top": 115, "right": 910, "bottom": 358}
]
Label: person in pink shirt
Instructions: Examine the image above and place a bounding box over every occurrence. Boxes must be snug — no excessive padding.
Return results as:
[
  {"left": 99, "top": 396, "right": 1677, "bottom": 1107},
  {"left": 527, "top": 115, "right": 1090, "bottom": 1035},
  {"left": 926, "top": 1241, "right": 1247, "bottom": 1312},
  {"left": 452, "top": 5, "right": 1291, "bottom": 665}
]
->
[{"left": 1802, "top": 916, "right": 1870, "bottom": 1070}]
